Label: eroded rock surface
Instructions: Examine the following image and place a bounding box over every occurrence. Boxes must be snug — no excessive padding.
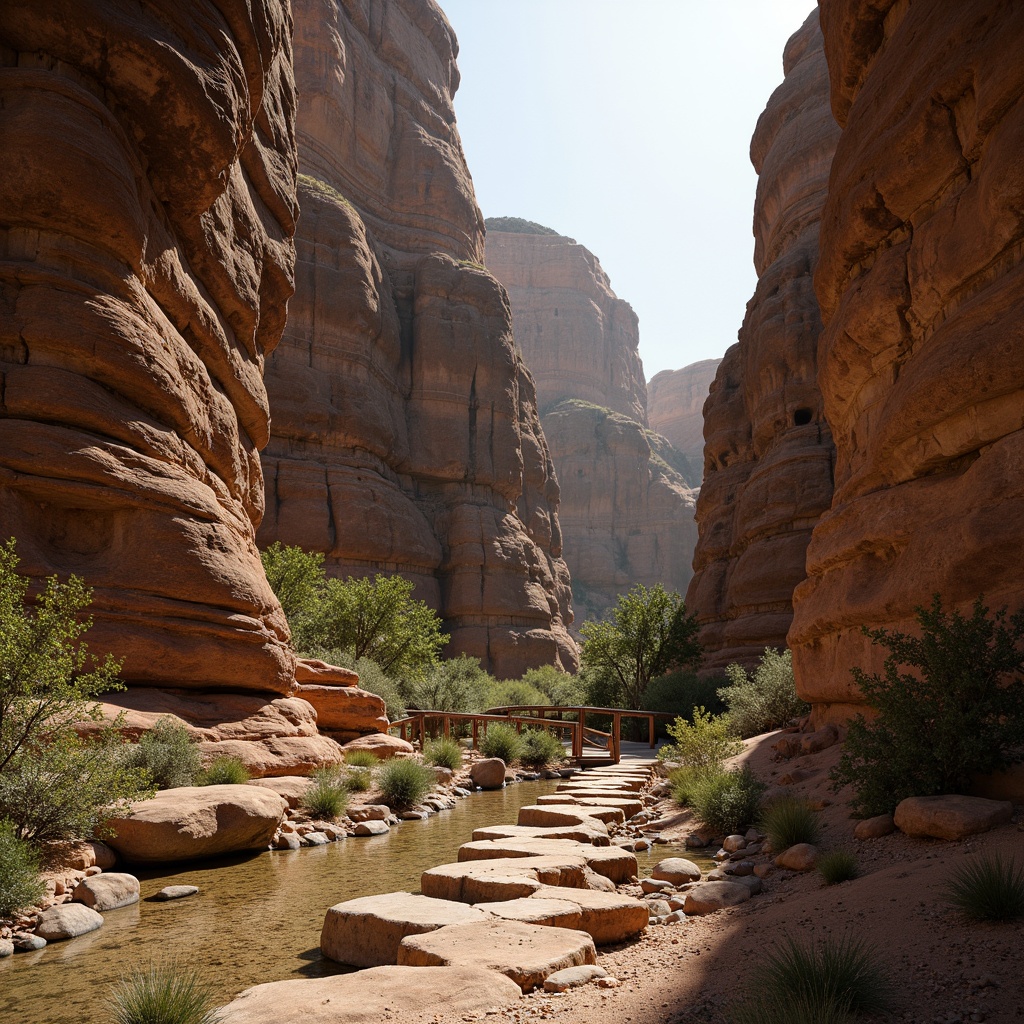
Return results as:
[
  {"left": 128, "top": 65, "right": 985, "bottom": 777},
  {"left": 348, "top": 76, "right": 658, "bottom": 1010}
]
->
[
  {"left": 790, "top": 1, "right": 1024, "bottom": 719},
  {"left": 258, "top": 0, "right": 576, "bottom": 677},
  {"left": 485, "top": 228, "right": 698, "bottom": 625},
  {"left": 647, "top": 360, "right": 723, "bottom": 479},
  {"left": 687, "top": 11, "right": 839, "bottom": 672}
]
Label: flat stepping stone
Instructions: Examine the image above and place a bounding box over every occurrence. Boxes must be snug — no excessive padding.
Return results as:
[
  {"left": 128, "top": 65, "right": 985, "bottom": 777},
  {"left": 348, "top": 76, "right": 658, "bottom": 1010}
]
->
[
  {"left": 651, "top": 858, "right": 702, "bottom": 885},
  {"left": 152, "top": 885, "right": 199, "bottom": 901},
  {"left": 530, "top": 886, "right": 649, "bottom": 945},
  {"left": 555, "top": 786, "right": 645, "bottom": 799},
  {"left": 559, "top": 778, "right": 646, "bottom": 792},
  {"left": 682, "top": 881, "right": 753, "bottom": 916},
  {"left": 421, "top": 856, "right": 588, "bottom": 904},
  {"left": 218, "top": 965, "right": 522, "bottom": 1022},
  {"left": 518, "top": 804, "right": 624, "bottom": 828},
  {"left": 458, "top": 839, "right": 636, "bottom": 884},
  {"left": 535, "top": 794, "right": 644, "bottom": 817},
  {"left": 320, "top": 892, "right": 487, "bottom": 967},
  {"left": 894, "top": 795, "right": 1013, "bottom": 840},
  {"left": 472, "top": 822, "right": 609, "bottom": 845},
  {"left": 476, "top": 897, "right": 583, "bottom": 930},
  {"left": 72, "top": 872, "right": 140, "bottom": 911},
  {"left": 544, "top": 965, "right": 609, "bottom": 992},
  {"left": 397, "top": 918, "right": 597, "bottom": 992},
  {"left": 34, "top": 904, "right": 103, "bottom": 941}
]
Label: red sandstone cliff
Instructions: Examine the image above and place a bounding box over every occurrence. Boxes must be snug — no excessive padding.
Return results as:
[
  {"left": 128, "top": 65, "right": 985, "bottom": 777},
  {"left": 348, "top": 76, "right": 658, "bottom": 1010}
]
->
[
  {"left": 647, "top": 360, "right": 722, "bottom": 486},
  {"left": 259, "top": 0, "right": 577, "bottom": 677},
  {"left": 686, "top": 11, "right": 839, "bottom": 673},
  {"left": 485, "top": 229, "right": 698, "bottom": 626},
  {"left": 790, "top": 0, "right": 1024, "bottom": 721}
]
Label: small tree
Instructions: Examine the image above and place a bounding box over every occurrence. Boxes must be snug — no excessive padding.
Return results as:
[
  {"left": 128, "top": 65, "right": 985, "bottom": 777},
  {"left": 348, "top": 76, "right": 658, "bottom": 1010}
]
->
[
  {"left": 579, "top": 583, "right": 701, "bottom": 710},
  {"left": 831, "top": 596, "right": 1024, "bottom": 816},
  {"left": 260, "top": 542, "right": 326, "bottom": 651}
]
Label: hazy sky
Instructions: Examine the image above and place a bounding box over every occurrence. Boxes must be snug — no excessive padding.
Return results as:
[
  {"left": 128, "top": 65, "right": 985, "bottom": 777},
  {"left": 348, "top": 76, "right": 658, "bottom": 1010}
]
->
[{"left": 440, "top": 0, "right": 818, "bottom": 380}]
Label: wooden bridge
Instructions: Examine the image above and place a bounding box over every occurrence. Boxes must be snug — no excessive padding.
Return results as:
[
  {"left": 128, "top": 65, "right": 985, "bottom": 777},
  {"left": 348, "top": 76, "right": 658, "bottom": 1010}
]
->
[{"left": 387, "top": 705, "right": 676, "bottom": 766}]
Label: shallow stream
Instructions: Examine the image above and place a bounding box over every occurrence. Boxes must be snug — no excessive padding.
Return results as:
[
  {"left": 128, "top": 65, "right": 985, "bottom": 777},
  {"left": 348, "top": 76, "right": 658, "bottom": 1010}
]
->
[{"left": 2, "top": 778, "right": 707, "bottom": 1023}]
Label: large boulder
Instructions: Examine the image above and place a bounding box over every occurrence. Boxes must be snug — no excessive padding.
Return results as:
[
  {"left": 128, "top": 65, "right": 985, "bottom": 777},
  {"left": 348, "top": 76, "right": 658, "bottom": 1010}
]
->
[
  {"left": 894, "top": 796, "right": 1014, "bottom": 841},
  {"left": 104, "top": 786, "right": 287, "bottom": 863},
  {"left": 683, "top": 881, "right": 753, "bottom": 916},
  {"left": 342, "top": 734, "right": 413, "bottom": 761},
  {"left": 651, "top": 858, "right": 703, "bottom": 885},
  {"left": 529, "top": 886, "right": 649, "bottom": 945},
  {"left": 293, "top": 684, "right": 388, "bottom": 739},
  {"left": 72, "top": 873, "right": 140, "bottom": 911},
  {"left": 34, "top": 904, "right": 103, "bottom": 941},
  {"left": 470, "top": 758, "right": 507, "bottom": 790}
]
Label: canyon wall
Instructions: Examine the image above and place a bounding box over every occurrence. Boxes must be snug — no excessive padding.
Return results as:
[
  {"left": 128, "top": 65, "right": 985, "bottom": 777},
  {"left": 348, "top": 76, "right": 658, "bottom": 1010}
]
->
[
  {"left": 258, "top": 0, "right": 577, "bottom": 678},
  {"left": 647, "top": 360, "right": 722, "bottom": 485},
  {"left": 686, "top": 11, "right": 839, "bottom": 673},
  {"left": 0, "top": 0, "right": 299, "bottom": 695},
  {"left": 791, "top": 0, "right": 1024, "bottom": 720},
  {"left": 485, "top": 229, "right": 697, "bottom": 627}
]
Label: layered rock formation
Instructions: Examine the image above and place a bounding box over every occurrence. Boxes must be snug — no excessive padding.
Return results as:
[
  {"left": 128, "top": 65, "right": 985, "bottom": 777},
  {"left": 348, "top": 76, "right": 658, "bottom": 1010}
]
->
[
  {"left": 258, "top": 0, "right": 577, "bottom": 677},
  {"left": 790, "top": 1, "right": 1024, "bottom": 720},
  {"left": 0, "top": 1, "right": 298, "bottom": 693},
  {"left": 686, "top": 11, "right": 839, "bottom": 673},
  {"left": 647, "top": 360, "right": 722, "bottom": 484},
  {"left": 485, "top": 229, "right": 697, "bottom": 625}
]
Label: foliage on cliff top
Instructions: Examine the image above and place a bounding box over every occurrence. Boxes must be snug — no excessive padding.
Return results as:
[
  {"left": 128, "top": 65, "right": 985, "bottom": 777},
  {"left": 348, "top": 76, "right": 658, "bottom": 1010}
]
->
[
  {"left": 485, "top": 216, "right": 562, "bottom": 236},
  {"left": 831, "top": 595, "right": 1024, "bottom": 816}
]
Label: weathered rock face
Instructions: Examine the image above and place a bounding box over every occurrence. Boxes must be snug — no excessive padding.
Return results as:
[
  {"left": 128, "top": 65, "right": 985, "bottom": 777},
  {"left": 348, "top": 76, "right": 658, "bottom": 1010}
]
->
[
  {"left": 485, "top": 230, "right": 698, "bottom": 625},
  {"left": 647, "top": 360, "right": 723, "bottom": 484},
  {"left": 686, "top": 11, "right": 839, "bottom": 673},
  {"left": 0, "top": 1, "right": 299, "bottom": 694},
  {"left": 788, "top": 1, "right": 1024, "bottom": 719},
  {"left": 259, "top": 0, "right": 576, "bottom": 677}
]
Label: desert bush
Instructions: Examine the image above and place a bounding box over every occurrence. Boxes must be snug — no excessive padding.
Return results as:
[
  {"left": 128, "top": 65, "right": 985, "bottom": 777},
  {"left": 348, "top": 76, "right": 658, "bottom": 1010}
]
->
[
  {"left": 480, "top": 723, "right": 524, "bottom": 763},
  {"left": 121, "top": 718, "right": 201, "bottom": 790},
  {"left": 944, "top": 853, "right": 1024, "bottom": 921},
  {"left": 642, "top": 670, "right": 727, "bottom": 724},
  {"left": 667, "top": 765, "right": 709, "bottom": 807},
  {"left": 376, "top": 758, "right": 435, "bottom": 809},
  {"left": 690, "top": 765, "right": 765, "bottom": 835},
  {"left": 344, "top": 767, "right": 373, "bottom": 793},
  {"left": 196, "top": 757, "right": 250, "bottom": 787},
  {"left": 519, "top": 729, "right": 566, "bottom": 769},
  {"left": 343, "top": 750, "right": 380, "bottom": 769},
  {"left": 405, "top": 655, "right": 495, "bottom": 714},
  {"left": 424, "top": 737, "right": 462, "bottom": 771},
  {"left": 818, "top": 849, "right": 859, "bottom": 886},
  {"left": 830, "top": 596, "right": 1024, "bottom": 816},
  {"left": 0, "top": 818, "right": 46, "bottom": 916},
  {"left": 731, "top": 935, "right": 891, "bottom": 1023},
  {"left": 718, "top": 648, "right": 808, "bottom": 738},
  {"left": 659, "top": 706, "right": 742, "bottom": 771},
  {"left": 485, "top": 679, "right": 549, "bottom": 711},
  {"left": 759, "top": 796, "right": 821, "bottom": 851},
  {"left": 518, "top": 665, "right": 586, "bottom": 707},
  {"left": 302, "top": 766, "right": 349, "bottom": 820},
  {"left": 110, "top": 961, "right": 220, "bottom": 1024}
]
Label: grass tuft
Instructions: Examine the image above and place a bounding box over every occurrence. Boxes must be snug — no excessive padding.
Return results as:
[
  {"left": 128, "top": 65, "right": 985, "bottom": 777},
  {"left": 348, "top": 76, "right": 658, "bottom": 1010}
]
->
[
  {"left": 518, "top": 729, "right": 566, "bottom": 769},
  {"left": 423, "top": 738, "right": 462, "bottom": 771},
  {"left": 343, "top": 767, "right": 372, "bottom": 793},
  {"left": 480, "top": 723, "right": 524, "bottom": 763},
  {"left": 343, "top": 750, "right": 379, "bottom": 769},
  {"left": 690, "top": 765, "right": 765, "bottom": 835},
  {"left": 759, "top": 796, "right": 821, "bottom": 850},
  {"left": 944, "top": 853, "right": 1024, "bottom": 921},
  {"left": 196, "top": 757, "right": 249, "bottom": 786},
  {"left": 110, "top": 962, "right": 220, "bottom": 1024},
  {"left": 303, "top": 766, "right": 349, "bottom": 820},
  {"left": 818, "top": 849, "right": 859, "bottom": 886},
  {"left": 0, "top": 818, "right": 46, "bottom": 917},
  {"left": 376, "top": 758, "right": 435, "bottom": 809}
]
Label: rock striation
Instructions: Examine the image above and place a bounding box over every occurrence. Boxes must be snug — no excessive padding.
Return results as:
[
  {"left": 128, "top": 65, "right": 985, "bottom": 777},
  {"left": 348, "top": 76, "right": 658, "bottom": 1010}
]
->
[
  {"left": 686, "top": 11, "right": 839, "bottom": 673},
  {"left": 646, "top": 360, "right": 722, "bottom": 484},
  {"left": 485, "top": 229, "right": 698, "bottom": 625},
  {"left": 258, "top": 0, "right": 576, "bottom": 678},
  {"left": 790, "top": 1, "right": 1024, "bottom": 720},
  {"left": 0, "top": 0, "right": 299, "bottom": 695}
]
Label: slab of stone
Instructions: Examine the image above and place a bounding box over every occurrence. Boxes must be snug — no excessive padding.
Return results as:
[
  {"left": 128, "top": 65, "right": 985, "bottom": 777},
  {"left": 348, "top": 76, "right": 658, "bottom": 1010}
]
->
[
  {"left": 854, "top": 813, "right": 896, "bottom": 840},
  {"left": 470, "top": 758, "right": 507, "bottom": 789},
  {"left": 34, "top": 904, "right": 104, "bottom": 941},
  {"left": 71, "top": 872, "right": 140, "bottom": 911},
  {"left": 651, "top": 858, "right": 702, "bottom": 885},
  {"left": 247, "top": 776, "right": 314, "bottom": 809},
  {"left": 321, "top": 892, "right": 487, "bottom": 967},
  {"left": 530, "top": 886, "right": 649, "bottom": 945},
  {"left": 775, "top": 843, "right": 818, "bottom": 871},
  {"left": 103, "top": 785, "right": 286, "bottom": 863},
  {"left": 152, "top": 885, "right": 199, "bottom": 901},
  {"left": 682, "top": 881, "right": 753, "bottom": 916},
  {"left": 354, "top": 820, "right": 390, "bottom": 837},
  {"left": 518, "top": 804, "right": 624, "bottom": 828},
  {"left": 458, "top": 839, "right": 636, "bottom": 884},
  {"left": 304, "top": 831, "right": 330, "bottom": 845},
  {"left": 472, "top": 822, "right": 610, "bottom": 845},
  {"left": 544, "top": 965, "right": 608, "bottom": 992},
  {"left": 476, "top": 897, "right": 583, "bottom": 930},
  {"left": 894, "top": 795, "right": 1014, "bottom": 840},
  {"left": 536, "top": 794, "right": 644, "bottom": 817},
  {"left": 421, "top": 856, "right": 588, "bottom": 904},
  {"left": 397, "top": 918, "right": 597, "bottom": 992},
  {"left": 349, "top": 804, "right": 390, "bottom": 822},
  {"left": 218, "top": 965, "right": 522, "bottom": 1023},
  {"left": 341, "top": 733, "right": 413, "bottom": 760}
]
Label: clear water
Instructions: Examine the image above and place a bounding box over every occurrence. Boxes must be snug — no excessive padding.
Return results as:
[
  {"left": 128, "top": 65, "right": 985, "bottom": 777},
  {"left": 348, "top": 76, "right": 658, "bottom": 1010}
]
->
[{"left": 1, "top": 778, "right": 705, "bottom": 1023}]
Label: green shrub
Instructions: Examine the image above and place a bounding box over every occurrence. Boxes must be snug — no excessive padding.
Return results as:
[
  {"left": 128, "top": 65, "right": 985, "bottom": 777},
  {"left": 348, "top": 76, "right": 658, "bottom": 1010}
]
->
[
  {"left": 519, "top": 729, "right": 566, "bottom": 769},
  {"left": 0, "top": 818, "right": 46, "bottom": 916},
  {"left": 424, "top": 738, "right": 462, "bottom": 771},
  {"left": 480, "top": 723, "right": 524, "bottom": 763},
  {"left": 344, "top": 767, "right": 373, "bottom": 793},
  {"left": 343, "top": 750, "right": 380, "bottom": 769},
  {"left": 376, "top": 758, "right": 435, "bottom": 809},
  {"left": 485, "top": 679, "right": 549, "bottom": 710},
  {"left": 121, "top": 718, "right": 201, "bottom": 790},
  {"left": 110, "top": 961, "right": 220, "bottom": 1024},
  {"left": 944, "top": 853, "right": 1024, "bottom": 921},
  {"left": 406, "top": 655, "right": 495, "bottom": 713},
  {"left": 830, "top": 596, "right": 1024, "bottom": 816},
  {"left": 718, "top": 648, "right": 808, "bottom": 738},
  {"left": 759, "top": 796, "right": 821, "bottom": 851},
  {"left": 659, "top": 706, "right": 742, "bottom": 771},
  {"left": 690, "top": 765, "right": 765, "bottom": 835},
  {"left": 259, "top": 542, "right": 326, "bottom": 652},
  {"left": 196, "top": 756, "right": 249, "bottom": 786},
  {"left": 518, "top": 665, "right": 586, "bottom": 707},
  {"left": 667, "top": 764, "right": 709, "bottom": 807},
  {"left": 303, "top": 766, "right": 349, "bottom": 820},
  {"left": 337, "top": 656, "right": 406, "bottom": 721},
  {"left": 732, "top": 935, "right": 891, "bottom": 1022},
  {"left": 818, "top": 849, "right": 859, "bottom": 886},
  {"left": 642, "top": 670, "right": 727, "bottom": 723}
]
